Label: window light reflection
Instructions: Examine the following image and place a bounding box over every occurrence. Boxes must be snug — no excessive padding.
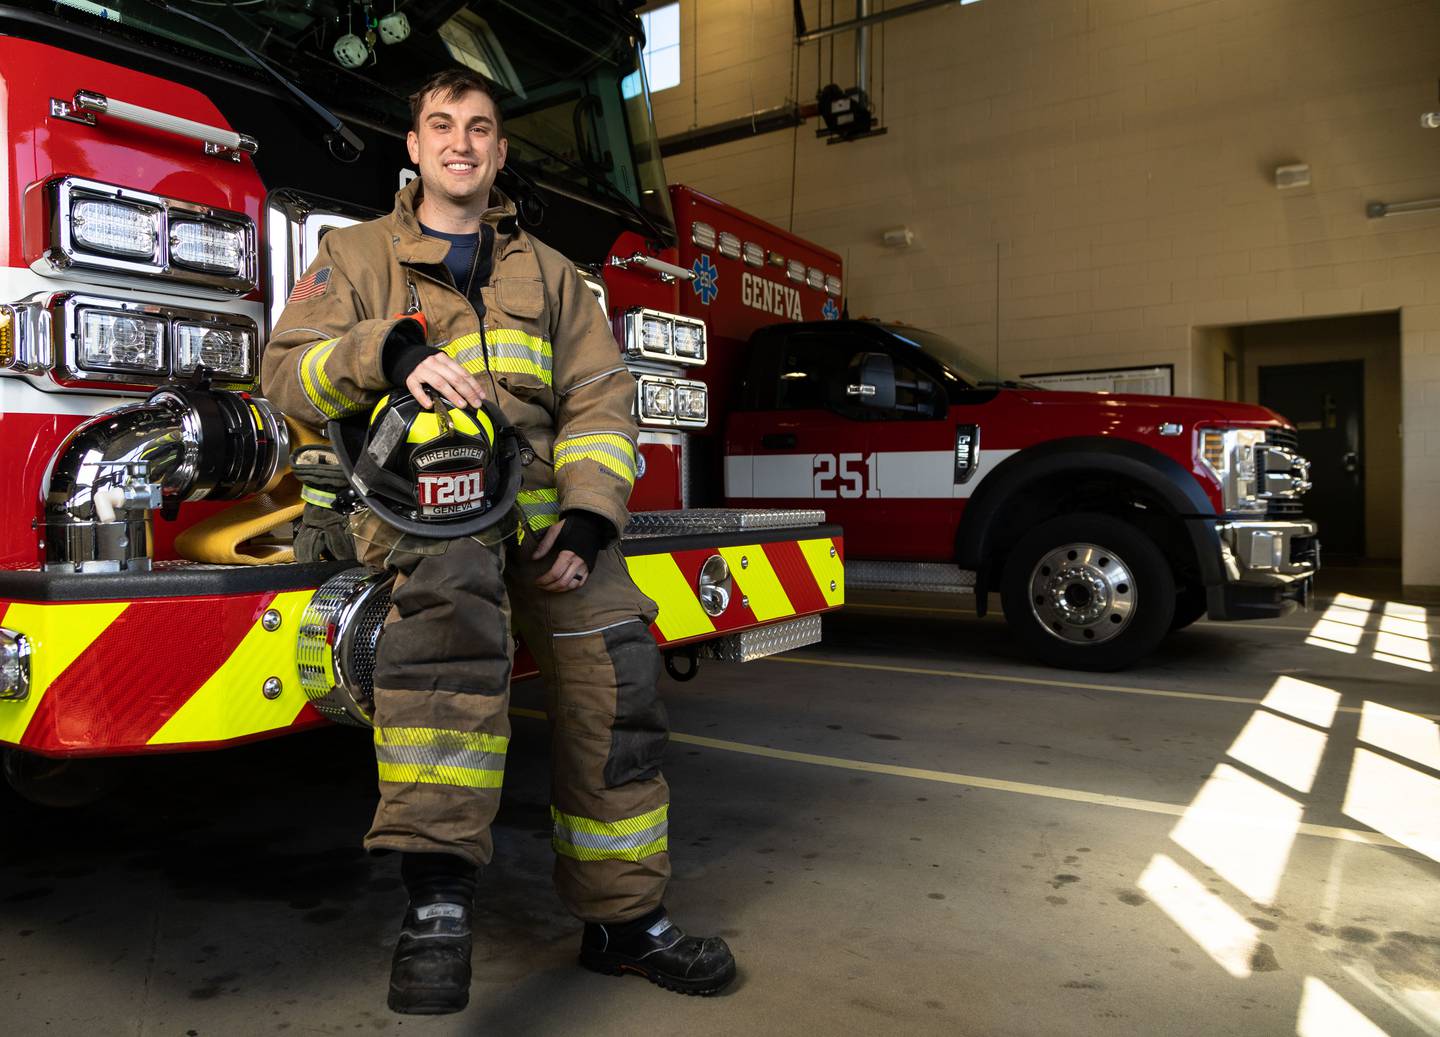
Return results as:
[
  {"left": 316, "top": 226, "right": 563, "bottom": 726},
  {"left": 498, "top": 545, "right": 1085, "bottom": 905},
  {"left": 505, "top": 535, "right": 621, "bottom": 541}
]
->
[
  {"left": 1137, "top": 854, "right": 1259, "bottom": 978},
  {"left": 1342, "top": 748, "right": 1440, "bottom": 863},
  {"left": 1227, "top": 711, "right": 1328, "bottom": 794},
  {"left": 1297, "top": 976, "right": 1389, "bottom": 1037},
  {"left": 1261, "top": 675, "right": 1341, "bottom": 728},
  {"left": 1170, "top": 764, "right": 1302, "bottom": 903},
  {"left": 1357, "top": 702, "right": 1440, "bottom": 770}
]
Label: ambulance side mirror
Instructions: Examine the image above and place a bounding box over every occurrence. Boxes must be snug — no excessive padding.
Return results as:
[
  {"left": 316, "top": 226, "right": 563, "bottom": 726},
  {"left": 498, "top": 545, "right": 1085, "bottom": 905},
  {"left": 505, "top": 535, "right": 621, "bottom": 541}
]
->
[{"left": 846, "top": 352, "right": 896, "bottom": 410}]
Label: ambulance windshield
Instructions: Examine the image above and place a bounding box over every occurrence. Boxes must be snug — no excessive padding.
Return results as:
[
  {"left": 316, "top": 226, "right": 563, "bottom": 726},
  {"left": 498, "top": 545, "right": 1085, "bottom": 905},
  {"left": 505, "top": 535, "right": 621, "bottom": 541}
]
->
[{"left": 33, "top": 0, "right": 674, "bottom": 233}]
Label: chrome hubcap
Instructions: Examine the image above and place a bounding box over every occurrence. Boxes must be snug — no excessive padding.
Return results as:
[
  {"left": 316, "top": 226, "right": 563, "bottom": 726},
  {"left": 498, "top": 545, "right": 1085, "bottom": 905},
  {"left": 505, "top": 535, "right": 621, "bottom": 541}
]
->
[{"left": 1029, "top": 543, "right": 1136, "bottom": 645}]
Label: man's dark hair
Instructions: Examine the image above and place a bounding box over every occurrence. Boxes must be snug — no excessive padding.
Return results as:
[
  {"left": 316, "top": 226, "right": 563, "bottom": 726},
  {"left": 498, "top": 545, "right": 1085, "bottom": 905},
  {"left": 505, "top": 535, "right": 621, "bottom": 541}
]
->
[{"left": 409, "top": 69, "right": 505, "bottom": 138}]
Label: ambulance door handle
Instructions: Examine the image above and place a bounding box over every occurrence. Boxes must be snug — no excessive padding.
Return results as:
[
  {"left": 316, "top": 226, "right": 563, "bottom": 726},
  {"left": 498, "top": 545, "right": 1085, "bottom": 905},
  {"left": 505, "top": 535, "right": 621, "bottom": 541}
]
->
[{"left": 762, "top": 433, "right": 796, "bottom": 450}]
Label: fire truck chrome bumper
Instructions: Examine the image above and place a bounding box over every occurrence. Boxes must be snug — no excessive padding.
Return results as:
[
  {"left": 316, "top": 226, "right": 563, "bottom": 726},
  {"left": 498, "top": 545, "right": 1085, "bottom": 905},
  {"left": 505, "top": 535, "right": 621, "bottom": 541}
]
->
[
  {"left": 699, "top": 615, "right": 822, "bottom": 662},
  {"left": 1217, "top": 519, "right": 1319, "bottom": 586}
]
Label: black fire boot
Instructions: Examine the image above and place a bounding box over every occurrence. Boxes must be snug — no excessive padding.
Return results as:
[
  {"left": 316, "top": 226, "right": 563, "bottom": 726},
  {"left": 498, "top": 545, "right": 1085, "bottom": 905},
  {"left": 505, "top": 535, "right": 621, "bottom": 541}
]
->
[
  {"left": 387, "top": 852, "right": 478, "bottom": 1015},
  {"left": 579, "top": 907, "right": 736, "bottom": 996}
]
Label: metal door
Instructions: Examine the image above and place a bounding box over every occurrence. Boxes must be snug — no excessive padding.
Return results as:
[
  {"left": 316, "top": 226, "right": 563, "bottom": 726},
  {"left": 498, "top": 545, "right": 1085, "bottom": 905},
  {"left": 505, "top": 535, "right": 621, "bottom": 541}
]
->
[{"left": 1258, "top": 360, "right": 1364, "bottom": 556}]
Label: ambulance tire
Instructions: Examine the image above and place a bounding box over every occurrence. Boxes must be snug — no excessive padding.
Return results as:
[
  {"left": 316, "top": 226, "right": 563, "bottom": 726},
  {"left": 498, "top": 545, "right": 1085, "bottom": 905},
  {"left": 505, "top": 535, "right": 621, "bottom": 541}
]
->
[{"left": 1000, "top": 512, "right": 1175, "bottom": 672}]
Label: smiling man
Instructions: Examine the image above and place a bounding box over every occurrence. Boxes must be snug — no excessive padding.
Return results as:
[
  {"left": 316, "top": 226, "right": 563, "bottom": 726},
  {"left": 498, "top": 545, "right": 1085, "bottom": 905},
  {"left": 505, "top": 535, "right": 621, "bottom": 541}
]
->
[{"left": 262, "top": 69, "right": 736, "bottom": 1015}]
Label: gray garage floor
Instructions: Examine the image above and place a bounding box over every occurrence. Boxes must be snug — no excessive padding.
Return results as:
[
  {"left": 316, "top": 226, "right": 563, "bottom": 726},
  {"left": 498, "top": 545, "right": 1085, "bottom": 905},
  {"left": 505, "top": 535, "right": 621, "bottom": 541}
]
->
[{"left": 1, "top": 570, "right": 1437, "bottom": 1036}]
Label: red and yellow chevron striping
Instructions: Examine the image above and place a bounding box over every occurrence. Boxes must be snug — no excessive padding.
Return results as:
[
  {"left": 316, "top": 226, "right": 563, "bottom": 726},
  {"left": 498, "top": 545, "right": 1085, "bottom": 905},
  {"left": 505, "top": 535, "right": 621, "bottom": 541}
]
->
[{"left": 0, "top": 534, "right": 844, "bottom": 756}]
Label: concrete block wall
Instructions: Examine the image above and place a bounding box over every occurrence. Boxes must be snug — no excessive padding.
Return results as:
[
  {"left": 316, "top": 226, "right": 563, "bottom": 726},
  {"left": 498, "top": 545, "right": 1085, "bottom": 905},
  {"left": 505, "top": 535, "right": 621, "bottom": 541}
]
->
[{"left": 649, "top": 0, "right": 1440, "bottom": 593}]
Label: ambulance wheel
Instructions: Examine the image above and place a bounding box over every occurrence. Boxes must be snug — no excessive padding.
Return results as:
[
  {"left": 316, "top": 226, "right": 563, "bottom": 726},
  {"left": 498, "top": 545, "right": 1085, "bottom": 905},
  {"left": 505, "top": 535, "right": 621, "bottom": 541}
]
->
[
  {"left": 1, "top": 749, "right": 115, "bottom": 809},
  {"left": 1000, "top": 512, "right": 1174, "bottom": 672}
]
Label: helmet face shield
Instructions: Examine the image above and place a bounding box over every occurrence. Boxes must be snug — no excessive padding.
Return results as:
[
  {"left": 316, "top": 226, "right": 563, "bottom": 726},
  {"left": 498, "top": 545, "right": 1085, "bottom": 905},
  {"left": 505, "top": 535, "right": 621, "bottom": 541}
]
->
[{"left": 330, "top": 393, "right": 522, "bottom": 539}]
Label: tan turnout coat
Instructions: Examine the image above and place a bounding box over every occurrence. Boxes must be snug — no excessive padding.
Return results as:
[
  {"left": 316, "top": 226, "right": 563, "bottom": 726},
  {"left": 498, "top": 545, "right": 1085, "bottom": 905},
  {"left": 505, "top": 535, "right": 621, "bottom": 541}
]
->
[{"left": 261, "top": 178, "right": 638, "bottom": 536}]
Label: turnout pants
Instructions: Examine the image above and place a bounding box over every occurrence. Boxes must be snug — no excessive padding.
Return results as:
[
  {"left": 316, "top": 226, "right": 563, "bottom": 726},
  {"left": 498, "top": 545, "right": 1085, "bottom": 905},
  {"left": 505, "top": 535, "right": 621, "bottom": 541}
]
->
[{"left": 358, "top": 528, "right": 669, "bottom": 924}]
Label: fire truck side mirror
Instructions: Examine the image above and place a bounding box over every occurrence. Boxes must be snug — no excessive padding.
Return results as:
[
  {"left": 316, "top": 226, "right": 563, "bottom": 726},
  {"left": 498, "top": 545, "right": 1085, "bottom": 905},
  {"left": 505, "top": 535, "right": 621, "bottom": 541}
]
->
[{"left": 846, "top": 352, "right": 896, "bottom": 410}]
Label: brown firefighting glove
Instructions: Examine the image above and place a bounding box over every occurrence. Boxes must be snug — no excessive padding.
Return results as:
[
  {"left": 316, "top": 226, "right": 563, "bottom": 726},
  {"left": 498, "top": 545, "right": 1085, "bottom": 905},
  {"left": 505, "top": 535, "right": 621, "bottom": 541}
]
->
[{"left": 289, "top": 444, "right": 358, "bottom": 562}]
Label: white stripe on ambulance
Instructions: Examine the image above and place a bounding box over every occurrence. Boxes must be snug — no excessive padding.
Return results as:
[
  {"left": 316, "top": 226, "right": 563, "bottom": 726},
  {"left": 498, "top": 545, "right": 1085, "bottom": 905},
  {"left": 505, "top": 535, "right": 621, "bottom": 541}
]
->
[{"left": 725, "top": 449, "right": 1019, "bottom": 500}]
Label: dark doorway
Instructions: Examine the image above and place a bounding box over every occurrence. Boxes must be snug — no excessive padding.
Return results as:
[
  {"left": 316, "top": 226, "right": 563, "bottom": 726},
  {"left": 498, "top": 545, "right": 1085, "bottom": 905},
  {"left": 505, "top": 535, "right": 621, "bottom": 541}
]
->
[{"left": 1258, "top": 360, "right": 1364, "bottom": 557}]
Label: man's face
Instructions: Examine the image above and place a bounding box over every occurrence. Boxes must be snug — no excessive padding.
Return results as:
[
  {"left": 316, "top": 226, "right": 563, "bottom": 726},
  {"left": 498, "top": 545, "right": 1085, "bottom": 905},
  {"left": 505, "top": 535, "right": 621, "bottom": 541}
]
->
[{"left": 406, "top": 88, "right": 508, "bottom": 210}]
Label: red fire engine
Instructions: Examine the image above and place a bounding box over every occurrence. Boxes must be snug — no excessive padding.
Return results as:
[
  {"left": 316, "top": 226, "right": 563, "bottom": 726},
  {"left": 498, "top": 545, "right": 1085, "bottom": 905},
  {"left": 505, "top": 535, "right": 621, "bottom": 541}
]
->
[{"left": 0, "top": 0, "right": 844, "bottom": 801}]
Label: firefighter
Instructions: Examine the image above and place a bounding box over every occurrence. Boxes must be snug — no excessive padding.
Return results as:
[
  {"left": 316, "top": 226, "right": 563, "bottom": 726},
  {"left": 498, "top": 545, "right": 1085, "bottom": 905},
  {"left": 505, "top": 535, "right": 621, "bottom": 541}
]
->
[{"left": 261, "top": 68, "right": 735, "bottom": 1014}]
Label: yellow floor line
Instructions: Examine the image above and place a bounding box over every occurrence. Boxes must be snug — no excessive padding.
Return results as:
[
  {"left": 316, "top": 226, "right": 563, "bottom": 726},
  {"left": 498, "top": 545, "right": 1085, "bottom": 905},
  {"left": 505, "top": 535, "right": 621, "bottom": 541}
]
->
[
  {"left": 762, "top": 654, "right": 1440, "bottom": 722},
  {"left": 506, "top": 707, "right": 1403, "bottom": 850}
]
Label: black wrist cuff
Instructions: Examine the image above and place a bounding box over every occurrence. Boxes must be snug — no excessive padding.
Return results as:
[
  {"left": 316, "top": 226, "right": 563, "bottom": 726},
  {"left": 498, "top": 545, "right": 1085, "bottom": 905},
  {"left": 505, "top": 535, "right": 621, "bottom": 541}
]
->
[
  {"left": 381, "top": 318, "right": 437, "bottom": 388},
  {"left": 555, "top": 509, "right": 615, "bottom": 571}
]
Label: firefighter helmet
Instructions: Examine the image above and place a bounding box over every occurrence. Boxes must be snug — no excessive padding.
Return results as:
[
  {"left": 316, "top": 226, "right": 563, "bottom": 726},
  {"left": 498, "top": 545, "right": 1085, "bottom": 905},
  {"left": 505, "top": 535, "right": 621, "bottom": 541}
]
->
[{"left": 328, "top": 392, "right": 522, "bottom": 538}]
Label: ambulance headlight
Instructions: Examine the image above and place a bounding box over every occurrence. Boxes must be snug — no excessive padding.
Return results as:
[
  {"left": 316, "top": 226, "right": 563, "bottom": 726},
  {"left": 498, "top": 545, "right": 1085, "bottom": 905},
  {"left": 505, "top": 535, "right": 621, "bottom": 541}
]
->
[
  {"left": 71, "top": 198, "right": 161, "bottom": 260},
  {"left": 672, "top": 318, "right": 706, "bottom": 362},
  {"left": 174, "top": 322, "right": 255, "bottom": 380},
  {"left": 674, "top": 380, "right": 708, "bottom": 428},
  {"left": 640, "top": 377, "right": 676, "bottom": 420},
  {"left": 169, "top": 219, "right": 247, "bottom": 276},
  {"left": 77, "top": 307, "right": 166, "bottom": 374}
]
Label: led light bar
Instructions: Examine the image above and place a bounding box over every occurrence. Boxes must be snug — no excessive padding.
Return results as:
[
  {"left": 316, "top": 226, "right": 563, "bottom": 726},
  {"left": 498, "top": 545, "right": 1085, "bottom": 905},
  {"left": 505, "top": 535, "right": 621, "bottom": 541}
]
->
[
  {"left": 623, "top": 307, "right": 707, "bottom": 366},
  {"left": 718, "top": 232, "right": 742, "bottom": 260},
  {"left": 40, "top": 176, "right": 258, "bottom": 293},
  {"left": 786, "top": 259, "right": 806, "bottom": 283},
  {"left": 806, "top": 267, "right": 825, "bottom": 290},
  {"left": 170, "top": 218, "right": 248, "bottom": 276},
  {"left": 742, "top": 242, "right": 765, "bottom": 267},
  {"left": 824, "top": 274, "right": 842, "bottom": 297}
]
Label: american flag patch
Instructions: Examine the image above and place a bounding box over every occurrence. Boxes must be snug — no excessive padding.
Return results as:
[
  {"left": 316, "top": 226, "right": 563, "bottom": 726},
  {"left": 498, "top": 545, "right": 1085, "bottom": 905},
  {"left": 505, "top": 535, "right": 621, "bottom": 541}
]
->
[{"left": 289, "top": 266, "right": 331, "bottom": 303}]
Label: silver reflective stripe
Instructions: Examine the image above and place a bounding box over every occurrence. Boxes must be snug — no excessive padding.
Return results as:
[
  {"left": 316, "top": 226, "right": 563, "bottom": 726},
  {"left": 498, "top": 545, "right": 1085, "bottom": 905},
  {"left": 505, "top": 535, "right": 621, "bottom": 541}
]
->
[
  {"left": 551, "top": 618, "right": 646, "bottom": 639},
  {"left": 375, "top": 743, "right": 506, "bottom": 771},
  {"left": 554, "top": 817, "right": 669, "bottom": 852},
  {"left": 560, "top": 365, "right": 629, "bottom": 399}
]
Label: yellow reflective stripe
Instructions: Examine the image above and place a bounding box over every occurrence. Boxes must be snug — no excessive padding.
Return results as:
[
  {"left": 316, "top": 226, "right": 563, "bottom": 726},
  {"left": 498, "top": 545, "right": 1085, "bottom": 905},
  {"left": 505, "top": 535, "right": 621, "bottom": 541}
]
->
[
  {"left": 554, "top": 434, "right": 636, "bottom": 484},
  {"left": 300, "top": 339, "right": 364, "bottom": 419},
  {"left": 551, "top": 836, "right": 668, "bottom": 862},
  {"left": 516, "top": 488, "right": 559, "bottom": 531},
  {"left": 486, "top": 328, "right": 553, "bottom": 358},
  {"left": 623, "top": 552, "right": 715, "bottom": 641},
  {"left": 376, "top": 761, "right": 505, "bottom": 788},
  {"left": 718, "top": 545, "right": 794, "bottom": 622},
  {"left": 0, "top": 601, "right": 128, "bottom": 746},
  {"left": 551, "top": 804, "right": 668, "bottom": 862},
  {"left": 374, "top": 726, "right": 510, "bottom": 753},
  {"left": 441, "top": 331, "right": 553, "bottom": 386},
  {"left": 300, "top": 486, "right": 336, "bottom": 508},
  {"left": 149, "top": 591, "right": 314, "bottom": 746},
  {"left": 552, "top": 803, "right": 667, "bottom": 837},
  {"left": 798, "top": 537, "right": 845, "bottom": 607}
]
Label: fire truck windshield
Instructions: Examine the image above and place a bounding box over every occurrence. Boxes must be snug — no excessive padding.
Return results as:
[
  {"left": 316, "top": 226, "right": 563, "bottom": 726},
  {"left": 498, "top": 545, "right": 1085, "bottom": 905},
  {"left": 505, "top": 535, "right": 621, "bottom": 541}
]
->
[{"left": 25, "top": 0, "right": 673, "bottom": 234}]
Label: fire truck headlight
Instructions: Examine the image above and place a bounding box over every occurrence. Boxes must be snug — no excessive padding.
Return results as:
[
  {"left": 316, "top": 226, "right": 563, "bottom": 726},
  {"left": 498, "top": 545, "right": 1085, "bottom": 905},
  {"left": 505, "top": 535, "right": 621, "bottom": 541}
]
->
[
  {"left": 640, "top": 378, "right": 676, "bottom": 420},
  {"left": 0, "top": 628, "right": 31, "bottom": 702},
  {"left": 175, "top": 322, "right": 255, "bottom": 380},
  {"left": 71, "top": 198, "right": 160, "bottom": 261},
  {"left": 675, "top": 381, "right": 708, "bottom": 427},
  {"left": 169, "top": 219, "right": 247, "bottom": 276},
  {"left": 1196, "top": 427, "right": 1267, "bottom": 515},
  {"left": 672, "top": 318, "right": 706, "bottom": 362},
  {"left": 78, "top": 308, "right": 166, "bottom": 374}
]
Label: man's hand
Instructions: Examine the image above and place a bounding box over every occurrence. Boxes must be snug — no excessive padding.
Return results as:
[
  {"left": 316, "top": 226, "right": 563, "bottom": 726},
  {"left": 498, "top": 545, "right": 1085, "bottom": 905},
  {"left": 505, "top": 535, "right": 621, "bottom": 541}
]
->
[
  {"left": 406, "top": 353, "right": 487, "bottom": 410},
  {"left": 530, "top": 519, "right": 589, "bottom": 592}
]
